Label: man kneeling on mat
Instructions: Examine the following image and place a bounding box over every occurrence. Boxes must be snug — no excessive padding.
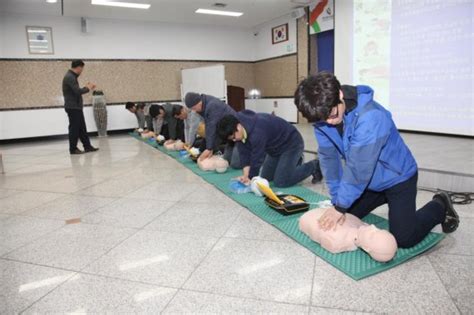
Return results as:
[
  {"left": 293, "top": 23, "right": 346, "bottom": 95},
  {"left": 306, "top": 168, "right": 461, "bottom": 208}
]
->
[
  {"left": 217, "top": 110, "right": 322, "bottom": 187},
  {"left": 149, "top": 103, "right": 185, "bottom": 141},
  {"left": 294, "top": 72, "right": 460, "bottom": 248}
]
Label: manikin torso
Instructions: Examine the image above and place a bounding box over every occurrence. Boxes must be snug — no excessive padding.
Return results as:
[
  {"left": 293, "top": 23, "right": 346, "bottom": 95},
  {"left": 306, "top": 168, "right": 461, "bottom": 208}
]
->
[
  {"left": 164, "top": 140, "right": 184, "bottom": 151},
  {"left": 299, "top": 208, "right": 398, "bottom": 262},
  {"left": 198, "top": 156, "right": 229, "bottom": 172}
]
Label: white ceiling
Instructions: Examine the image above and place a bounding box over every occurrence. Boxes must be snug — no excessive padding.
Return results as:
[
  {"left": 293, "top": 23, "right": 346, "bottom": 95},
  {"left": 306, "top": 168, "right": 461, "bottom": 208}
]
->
[{"left": 0, "top": 0, "right": 310, "bottom": 28}]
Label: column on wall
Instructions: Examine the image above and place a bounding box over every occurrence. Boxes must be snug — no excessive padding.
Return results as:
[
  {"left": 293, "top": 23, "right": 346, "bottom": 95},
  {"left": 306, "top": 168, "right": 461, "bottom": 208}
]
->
[{"left": 297, "top": 12, "right": 309, "bottom": 83}]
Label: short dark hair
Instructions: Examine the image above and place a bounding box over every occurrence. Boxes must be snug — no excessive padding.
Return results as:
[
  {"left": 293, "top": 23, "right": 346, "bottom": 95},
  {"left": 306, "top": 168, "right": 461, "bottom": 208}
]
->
[
  {"left": 172, "top": 105, "right": 183, "bottom": 117},
  {"left": 125, "top": 102, "right": 135, "bottom": 110},
  {"left": 217, "top": 115, "right": 239, "bottom": 141},
  {"left": 149, "top": 104, "right": 164, "bottom": 118},
  {"left": 294, "top": 72, "right": 341, "bottom": 122},
  {"left": 71, "top": 59, "right": 85, "bottom": 68}
]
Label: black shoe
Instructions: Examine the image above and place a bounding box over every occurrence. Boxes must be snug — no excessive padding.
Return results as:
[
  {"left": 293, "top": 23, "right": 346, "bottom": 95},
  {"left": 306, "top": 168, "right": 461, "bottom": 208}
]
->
[
  {"left": 311, "top": 159, "right": 323, "bottom": 184},
  {"left": 433, "top": 192, "right": 460, "bottom": 233},
  {"left": 84, "top": 146, "right": 99, "bottom": 153},
  {"left": 70, "top": 149, "right": 84, "bottom": 155}
]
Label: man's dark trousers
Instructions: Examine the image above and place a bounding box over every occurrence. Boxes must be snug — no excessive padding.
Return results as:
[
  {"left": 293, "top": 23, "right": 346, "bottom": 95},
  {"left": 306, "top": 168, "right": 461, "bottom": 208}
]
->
[
  {"left": 347, "top": 173, "right": 445, "bottom": 248},
  {"left": 66, "top": 108, "right": 92, "bottom": 153}
]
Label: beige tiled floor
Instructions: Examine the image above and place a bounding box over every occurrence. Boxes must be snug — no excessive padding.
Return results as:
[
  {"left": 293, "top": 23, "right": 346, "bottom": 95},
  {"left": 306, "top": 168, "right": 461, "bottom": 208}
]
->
[{"left": 0, "top": 133, "right": 472, "bottom": 314}]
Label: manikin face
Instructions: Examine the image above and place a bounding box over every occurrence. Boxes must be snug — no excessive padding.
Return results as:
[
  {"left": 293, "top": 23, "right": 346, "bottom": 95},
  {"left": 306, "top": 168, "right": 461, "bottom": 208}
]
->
[
  {"left": 228, "top": 124, "right": 244, "bottom": 142},
  {"left": 325, "top": 90, "right": 346, "bottom": 125},
  {"left": 356, "top": 224, "right": 398, "bottom": 262},
  {"left": 191, "top": 101, "right": 203, "bottom": 113}
]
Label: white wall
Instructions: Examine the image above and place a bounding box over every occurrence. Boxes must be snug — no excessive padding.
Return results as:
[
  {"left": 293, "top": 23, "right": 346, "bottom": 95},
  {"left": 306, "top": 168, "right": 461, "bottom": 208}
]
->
[
  {"left": 252, "top": 15, "right": 297, "bottom": 61},
  {"left": 1, "top": 13, "right": 254, "bottom": 61},
  {"left": 0, "top": 105, "right": 136, "bottom": 140},
  {"left": 0, "top": 15, "right": 4, "bottom": 58},
  {"left": 334, "top": 0, "right": 353, "bottom": 85},
  {"left": 245, "top": 98, "right": 298, "bottom": 123}
]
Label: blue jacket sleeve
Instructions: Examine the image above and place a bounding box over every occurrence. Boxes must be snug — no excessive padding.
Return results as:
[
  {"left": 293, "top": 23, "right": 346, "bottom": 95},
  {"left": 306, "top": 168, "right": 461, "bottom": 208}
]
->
[
  {"left": 315, "top": 127, "right": 343, "bottom": 202},
  {"left": 334, "top": 111, "right": 390, "bottom": 212}
]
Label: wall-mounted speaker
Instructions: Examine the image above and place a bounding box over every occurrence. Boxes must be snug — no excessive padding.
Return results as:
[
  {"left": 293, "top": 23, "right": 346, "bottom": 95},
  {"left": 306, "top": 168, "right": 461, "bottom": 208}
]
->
[{"left": 290, "top": 8, "right": 306, "bottom": 19}]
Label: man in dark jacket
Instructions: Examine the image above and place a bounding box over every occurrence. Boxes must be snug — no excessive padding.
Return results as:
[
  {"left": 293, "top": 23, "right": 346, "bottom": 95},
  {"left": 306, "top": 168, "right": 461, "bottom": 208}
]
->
[
  {"left": 185, "top": 92, "right": 240, "bottom": 168},
  {"left": 294, "top": 72, "right": 459, "bottom": 248},
  {"left": 149, "top": 103, "right": 184, "bottom": 141},
  {"left": 125, "top": 102, "right": 153, "bottom": 132},
  {"left": 62, "top": 60, "right": 98, "bottom": 154},
  {"left": 217, "top": 110, "right": 322, "bottom": 187}
]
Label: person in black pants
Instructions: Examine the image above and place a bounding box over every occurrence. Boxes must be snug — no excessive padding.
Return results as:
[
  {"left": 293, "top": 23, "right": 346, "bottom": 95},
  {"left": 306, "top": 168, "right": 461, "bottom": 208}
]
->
[
  {"left": 62, "top": 59, "right": 98, "bottom": 154},
  {"left": 294, "top": 72, "right": 459, "bottom": 248}
]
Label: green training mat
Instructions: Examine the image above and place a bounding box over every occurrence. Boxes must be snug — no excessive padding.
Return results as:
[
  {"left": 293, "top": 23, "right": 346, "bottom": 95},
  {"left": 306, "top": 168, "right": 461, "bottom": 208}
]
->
[{"left": 129, "top": 133, "right": 445, "bottom": 280}]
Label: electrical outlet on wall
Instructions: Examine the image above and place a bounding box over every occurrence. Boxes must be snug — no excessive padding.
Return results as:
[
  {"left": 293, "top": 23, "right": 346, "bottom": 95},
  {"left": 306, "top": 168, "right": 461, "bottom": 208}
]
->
[{"left": 273, "top": 101, "right": 278, "bottom": 108}]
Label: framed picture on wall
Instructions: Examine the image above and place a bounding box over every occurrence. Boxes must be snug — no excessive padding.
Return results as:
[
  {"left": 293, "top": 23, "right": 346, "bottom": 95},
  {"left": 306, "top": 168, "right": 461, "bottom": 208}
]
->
[
  {"left": 272, "top": 23, "right": 289, "bottom": 44},
  {"left": 26, "top": 26, "right": 54, "bottom": 55}
]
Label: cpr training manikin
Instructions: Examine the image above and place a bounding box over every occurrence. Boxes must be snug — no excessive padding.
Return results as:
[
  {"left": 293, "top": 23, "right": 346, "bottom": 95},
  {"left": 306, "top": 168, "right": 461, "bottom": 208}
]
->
[{"left": 299, "top": 208, "right": 398, "bottom": 262}]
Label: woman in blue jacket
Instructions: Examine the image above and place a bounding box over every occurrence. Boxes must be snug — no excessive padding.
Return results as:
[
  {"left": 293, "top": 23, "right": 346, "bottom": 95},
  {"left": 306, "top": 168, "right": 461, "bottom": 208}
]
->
[{"left": 294, "top": 72, "right": 459, "bottom": 248}]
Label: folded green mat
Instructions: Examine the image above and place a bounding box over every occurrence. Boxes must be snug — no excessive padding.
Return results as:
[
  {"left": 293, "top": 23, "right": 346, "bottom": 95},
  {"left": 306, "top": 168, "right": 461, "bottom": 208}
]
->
[{"left": 129, "top": 133, "right": 444, "bottom": 280}]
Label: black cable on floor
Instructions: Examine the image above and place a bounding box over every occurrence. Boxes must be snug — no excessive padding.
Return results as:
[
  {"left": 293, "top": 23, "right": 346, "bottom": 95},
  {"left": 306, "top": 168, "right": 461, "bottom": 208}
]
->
[{"left": 418, "top": 186, "right": 474, "bottom": 205}]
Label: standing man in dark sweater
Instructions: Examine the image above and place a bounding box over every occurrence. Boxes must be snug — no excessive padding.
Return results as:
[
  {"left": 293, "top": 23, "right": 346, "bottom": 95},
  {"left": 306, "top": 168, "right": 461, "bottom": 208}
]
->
[
  {"left": 62, "top": 60, "right": 98, "bottom": 154},
  {"left": 185, "top": 92, "right": 241, "bottom": 168},
  {"left": 217, "top": 110, "right": 322, "bottom": 187}
]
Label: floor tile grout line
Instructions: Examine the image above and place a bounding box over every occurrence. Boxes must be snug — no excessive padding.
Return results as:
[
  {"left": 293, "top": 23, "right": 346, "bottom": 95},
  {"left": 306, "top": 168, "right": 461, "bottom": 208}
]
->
[
  {"left": 308, "top": 256, "right": 317, "bottom": 308},
  {"left": 0, "top": 220, "right": 68, "bottom": 259},
  {"left": 137, "top": 200, "right": 187, "bottom": 231},
  {"left": 164, "top": 287, "right": 316, "bottom": 310},
  {"left": 12, "top": 194, "right": 119, "bottom": 221},
  {"left": 18, "top": 271, "right": 80, "bottom": 315},
  {"left": 72, "top": 175, "right": 157, "bottom": 198},
  {"left": 426, "top": 255, "right": 463, "bottom": 314},
  {"left": 76, "top": 228, "right": 143, "bottom": 274},
  {"left": 0, "top": 257, "right": 83, "bottom": 273},
  {"left": 1, "top": 255, "right": 347, "bottom": 314},
  {"left": 15, "top": 227, "right": 146, "bottom": 313},
  {"left": 175, "top": 203, "right": 258, "bottom": 296}
]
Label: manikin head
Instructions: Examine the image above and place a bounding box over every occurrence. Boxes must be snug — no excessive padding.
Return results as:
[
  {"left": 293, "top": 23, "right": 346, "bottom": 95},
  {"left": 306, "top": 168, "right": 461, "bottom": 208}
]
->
[
  {"left": 198, "top": 156, "right": 229, "bottom": 173},
  {"left": 356, "top": 224, "right": 398, "bottom": 262},
  {"left": 71, "top": 59, "right": 85, "bottom": 76}
]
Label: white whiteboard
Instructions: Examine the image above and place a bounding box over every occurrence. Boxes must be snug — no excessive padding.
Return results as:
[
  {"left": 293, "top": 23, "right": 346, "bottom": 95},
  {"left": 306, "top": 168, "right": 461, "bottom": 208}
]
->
[{"left": 181, "top": 64, "right": 227, "bottom": 101}]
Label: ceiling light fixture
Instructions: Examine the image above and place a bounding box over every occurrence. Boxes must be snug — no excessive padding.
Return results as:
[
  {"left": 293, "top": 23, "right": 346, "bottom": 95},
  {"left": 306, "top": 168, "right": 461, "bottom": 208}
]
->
[
  {"left": 195, "top": 8, "right": 243, "bottom": 17},
  {"left": 91, "top": 0, "right": 151, "bottom": 9},
  {"left": 46, "top": 0, "right": 58, "bottom": 3}
]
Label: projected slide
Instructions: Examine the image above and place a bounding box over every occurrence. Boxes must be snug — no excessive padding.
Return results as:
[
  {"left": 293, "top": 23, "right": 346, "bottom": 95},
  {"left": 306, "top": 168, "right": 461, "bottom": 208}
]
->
[{"left": 353, "top": 0, "right": 473, "bottom": 136}]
